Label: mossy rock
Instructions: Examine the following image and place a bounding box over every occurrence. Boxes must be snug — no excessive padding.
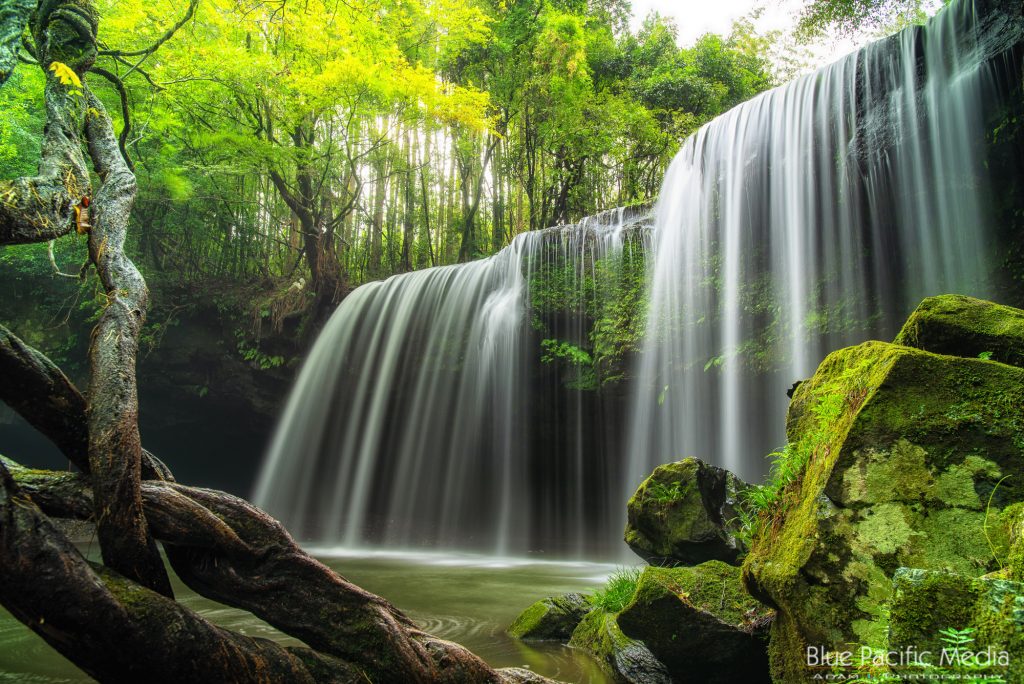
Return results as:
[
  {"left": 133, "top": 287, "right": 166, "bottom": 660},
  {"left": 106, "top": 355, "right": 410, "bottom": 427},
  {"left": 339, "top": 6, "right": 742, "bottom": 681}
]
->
[
  {"left": 617, "top": 561, "right": 772, "bottom": 683},
  {"left": 625, "top": 458, "right": 750, "bottom": 566},
  {"left": 507, "top": 593, "right": 592, "bottom": 641},
  {"left": 742, "top": 336, "right": 1024, "bottom": 682},
  {"left": 568, "top": 609, "right": 670, "bottom": 684},
  {"left": 895, "top": 295, "right": 1024, "bottom": 369},
  {"left": 888, "top": 568, "right": 1023, "bottom": 681},
  {"left": 1002, "top": 502, "right": 1024, "bottom": 582}
]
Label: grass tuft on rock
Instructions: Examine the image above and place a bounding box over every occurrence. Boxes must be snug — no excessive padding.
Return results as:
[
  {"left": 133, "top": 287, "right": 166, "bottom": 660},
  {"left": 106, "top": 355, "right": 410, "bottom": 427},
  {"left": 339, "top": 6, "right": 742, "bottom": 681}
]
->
[{"left": 592, "top": 567, "right": 642, "bottom": 613}]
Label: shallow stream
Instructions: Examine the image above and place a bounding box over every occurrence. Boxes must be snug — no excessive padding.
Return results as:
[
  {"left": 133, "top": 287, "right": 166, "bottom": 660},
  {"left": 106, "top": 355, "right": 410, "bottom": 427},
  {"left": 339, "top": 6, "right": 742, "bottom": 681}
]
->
[{"left": 0, "top": 549, "right": 616, "bottom": 684}]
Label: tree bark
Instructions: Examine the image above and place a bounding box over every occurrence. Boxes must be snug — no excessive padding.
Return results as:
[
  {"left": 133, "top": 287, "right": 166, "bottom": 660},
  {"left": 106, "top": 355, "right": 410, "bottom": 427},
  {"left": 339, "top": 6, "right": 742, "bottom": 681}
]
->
[
  {"left": 0, "top": 3, "right": 93, "bottom": 246},
  {"left": 83, "top": 89, "right": 173, "bottom": 597},
  {"left": 0, "top": 323, "right": 89, "bottom": 470},
  {"left": 0, "top": 461, "right": 367, "bottom": 684},
  {"left": 0, "top": 0, "right": 35, "bottom": 86},
  {"left": 4, "top": 458, "right": 553, "bottom": 684}
]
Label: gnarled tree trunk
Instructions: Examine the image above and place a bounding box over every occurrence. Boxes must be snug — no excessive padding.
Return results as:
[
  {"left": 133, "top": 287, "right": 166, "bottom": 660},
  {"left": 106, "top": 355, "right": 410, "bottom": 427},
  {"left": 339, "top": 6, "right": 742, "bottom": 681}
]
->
[{"left": 0, "top": 2, "right": 558, "bottom": 682}]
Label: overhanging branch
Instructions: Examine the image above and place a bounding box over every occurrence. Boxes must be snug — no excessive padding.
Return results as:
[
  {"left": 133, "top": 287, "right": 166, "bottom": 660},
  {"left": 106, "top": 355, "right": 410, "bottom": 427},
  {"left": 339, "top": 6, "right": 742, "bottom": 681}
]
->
[{"left": 97, "top": 0, "right": 198, "bottom": 70}]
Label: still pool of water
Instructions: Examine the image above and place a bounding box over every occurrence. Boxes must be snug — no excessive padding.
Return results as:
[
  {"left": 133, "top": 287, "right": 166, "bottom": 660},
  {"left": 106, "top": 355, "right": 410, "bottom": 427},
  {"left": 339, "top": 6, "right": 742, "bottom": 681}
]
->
[{"left": 0, "top": 548, "right": 617, "bottom": 683}]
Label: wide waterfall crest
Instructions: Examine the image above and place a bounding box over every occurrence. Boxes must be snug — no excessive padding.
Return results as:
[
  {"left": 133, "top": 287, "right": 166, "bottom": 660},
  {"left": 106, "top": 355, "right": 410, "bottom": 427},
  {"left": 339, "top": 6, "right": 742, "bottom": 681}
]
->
[
  {"left": 254, "top": 208, "right": 650, "bottom": 555},
  {"left": 629, "top": 0, "right": 1004, "bottom": 490},
  {"left": 256, "top": 0, "right": 1016, "bottom": 558}
]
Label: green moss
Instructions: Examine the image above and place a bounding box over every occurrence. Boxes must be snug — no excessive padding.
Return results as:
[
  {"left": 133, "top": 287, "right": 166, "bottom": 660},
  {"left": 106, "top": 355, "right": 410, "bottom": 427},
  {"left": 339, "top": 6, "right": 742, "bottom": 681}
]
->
[
  {"left": 742, "top": 326, "right": 1024, "bottom": 682},
  {"left": 507, "top": 601, "right": 550, "bottom": 638},
  {"left": 626, "top": 458, "right": 748, "bottom": 565},
  {"left": 895, "top": 295, "right": 1024, "bottom": 369},
  {"left": 888, "top": 568, "right": 1024, "bottom": 680},
  {"left": 841, "top": 440, "right": 933, "bottom": 505},
  {"left": 889, "top": 568, "right": 980, "bottom": 653},
  {"left": 507, "top": 593, "right": 592, "bottom": 640},
  {"left": 626, "top": 561, "right": 767, "bottom": 627},
  {"left": 568, "top": 608, "right": 670, "bottom": 682}
]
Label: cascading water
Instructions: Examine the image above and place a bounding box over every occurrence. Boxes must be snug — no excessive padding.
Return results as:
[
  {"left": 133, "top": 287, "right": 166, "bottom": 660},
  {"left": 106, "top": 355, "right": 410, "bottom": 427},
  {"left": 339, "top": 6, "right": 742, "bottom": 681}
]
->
[
  {"left": 628, "top": 0, "right": 1018, "bottom": 489},
  {"left": 254, "top": 208, "right": 651, "bottom": 556},
  {"left": 256, "top": 0, "right": 1023, "bottom": 558}
]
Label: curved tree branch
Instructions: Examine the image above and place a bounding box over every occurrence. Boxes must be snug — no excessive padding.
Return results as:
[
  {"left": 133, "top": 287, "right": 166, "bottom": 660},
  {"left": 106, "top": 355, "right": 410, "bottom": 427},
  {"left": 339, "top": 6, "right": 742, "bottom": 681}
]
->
[
  {"left": 0, "top": 2, "right": 97, "bottom": 247},
  {"left": 88, "top": 65, "right": 134, "bottom": 170},
  {"left": 98, "top": 0, "right": 198, "bottom": 58},
  {"left": 4, "top": 459, "right": 553, "bottom": 684},
  {"left": 0, "top": 322, "right": 173, "bottom": 481},
  {"left": 83, "top": 88, "right": 172, "bottom": 597},
  {"left": 0, "top": 323, "right": 89, "bottom": 470},
  {"left": 0, "top": 461, "right": 369, "bottom": 684}
]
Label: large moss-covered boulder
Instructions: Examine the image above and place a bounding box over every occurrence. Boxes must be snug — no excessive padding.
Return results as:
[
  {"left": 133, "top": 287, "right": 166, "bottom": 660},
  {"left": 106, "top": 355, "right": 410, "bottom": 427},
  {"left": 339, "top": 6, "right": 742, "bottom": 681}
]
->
[
  {"left": 895, "top": 294, "right": 1024, "bottom": 369},
  {"left": 507, "top": 593, "right": 592, "bottom": 641},
  {"left": 617, "top": 561, "right": 772, "bottom": 683},
  {"left": 568, "top": 609, "right": 671, "bottom": 684},
  {"left": 742, "top": 333, "right": 1024, "bottom": 682},
  {"left": 625, "top": 458, "right": 750, "bottom": 566},
  {"left": 888, "top": 568, "right": 1022, "bottom": 680}
]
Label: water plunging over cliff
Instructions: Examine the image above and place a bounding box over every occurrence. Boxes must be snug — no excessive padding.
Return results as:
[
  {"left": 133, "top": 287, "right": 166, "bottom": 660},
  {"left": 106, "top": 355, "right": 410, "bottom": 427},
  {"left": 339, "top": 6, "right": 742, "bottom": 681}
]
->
[
  {"left": 255, "top": 0, "right": 1022, "bottom": 557},
  {"left": 254, "top": 209, "right": 651, "bottom": 556},
  {"left": 628, "top": 0, "right": 1017, "bottom": 489}
]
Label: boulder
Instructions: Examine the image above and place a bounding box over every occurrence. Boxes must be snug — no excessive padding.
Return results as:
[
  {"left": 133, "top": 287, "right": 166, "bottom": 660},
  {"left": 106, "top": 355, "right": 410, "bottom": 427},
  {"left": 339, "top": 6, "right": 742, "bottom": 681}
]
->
[
  {"left": 894, "top": 294, "right": 1024, "bottom": 369},
  {"left": 568, "top": 609, "right": 671, "bottom": 684},
  {"left": 617, "top": 561, "right": 772, "bottom": 683},
  {"left": 507, "top": 593, "right": 592, "bottom": 641},
  {"left": 888, "top": 568, "right": 1022, "bottom": 681},
  {"left": 742, "top": 329, "right": 1024, "bottom": 681},
  {"left": 625, "top": 458, "right": 750, "bottom": 566}
]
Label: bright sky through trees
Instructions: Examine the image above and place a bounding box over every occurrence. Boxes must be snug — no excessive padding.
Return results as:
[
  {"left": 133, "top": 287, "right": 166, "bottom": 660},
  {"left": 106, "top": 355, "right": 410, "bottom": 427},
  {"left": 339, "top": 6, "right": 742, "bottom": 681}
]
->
[{"left": 631, "top": 0, "right": 857, "bottom": 65}]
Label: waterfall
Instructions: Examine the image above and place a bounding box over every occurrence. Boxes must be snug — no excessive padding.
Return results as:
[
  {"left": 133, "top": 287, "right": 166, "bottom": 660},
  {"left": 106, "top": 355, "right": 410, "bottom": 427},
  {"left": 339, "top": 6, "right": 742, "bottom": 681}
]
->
[
  {"left": 255, "top": 0, "right": 1022, "bottom": 558},
  {"left": 628, "top": 0, "right": 1015, "bottom": 488},
  {"left": 254, "top": 208, "right": 651, "bottom": 556}
]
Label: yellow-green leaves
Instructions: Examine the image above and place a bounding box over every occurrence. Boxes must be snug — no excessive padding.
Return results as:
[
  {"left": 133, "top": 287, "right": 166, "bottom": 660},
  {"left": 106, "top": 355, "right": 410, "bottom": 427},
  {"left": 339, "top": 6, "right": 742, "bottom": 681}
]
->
[{"left": 48, "top": 62, "right": 83, "bottom": 97}]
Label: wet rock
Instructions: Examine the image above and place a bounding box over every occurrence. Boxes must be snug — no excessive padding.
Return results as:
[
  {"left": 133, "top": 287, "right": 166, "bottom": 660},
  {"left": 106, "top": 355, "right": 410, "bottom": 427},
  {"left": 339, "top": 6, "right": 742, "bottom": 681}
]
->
[
  {"left": 507, "top": 593, "right": 592, "bottom": 641},
  {"left": 625, "top": 458, "right": 750, "bottom": 566},
  {"left": 617, "top": 561, "right": 772, "bottom": 684},
  {"left": 568, "top": 609, "right": 671, "bottom": 684}
]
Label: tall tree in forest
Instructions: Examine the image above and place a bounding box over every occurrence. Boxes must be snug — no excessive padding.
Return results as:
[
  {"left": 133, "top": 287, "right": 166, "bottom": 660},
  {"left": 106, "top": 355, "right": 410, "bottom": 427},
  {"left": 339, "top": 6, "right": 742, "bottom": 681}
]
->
[{"left": 0, "top": 1, "right": 552, "bottom": 681}]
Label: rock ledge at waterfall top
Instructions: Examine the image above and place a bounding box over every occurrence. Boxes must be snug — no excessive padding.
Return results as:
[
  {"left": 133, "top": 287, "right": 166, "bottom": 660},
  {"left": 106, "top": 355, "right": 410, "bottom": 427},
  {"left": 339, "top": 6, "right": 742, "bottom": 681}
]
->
[
  {"left": 742, "top": 296, "right": 1024, "bottom": 682},
  {"left": 624, "top": 458, "right": 751, "bottom": 566}
]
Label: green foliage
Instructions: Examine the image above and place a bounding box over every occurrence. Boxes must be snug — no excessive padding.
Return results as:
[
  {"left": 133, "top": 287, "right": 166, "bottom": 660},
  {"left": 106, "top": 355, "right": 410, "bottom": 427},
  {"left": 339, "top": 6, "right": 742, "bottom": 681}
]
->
[
  {"left": 979, "top": 351, "right": 995, "bottom": 361},
  {"left": 843, "top": 628, "right": 1007, "bottom": 683},
  {"left": 63, "top": 0, "right": 779, "bottom": 298},
  {"left": 235, "top": 330, "right": 285, "bottom": 370},
  {"left": 592, "top": 567, "right": 642, "bottom": 614},
  {"left": 0, "top": 66, "right": 44, "bottom": 179},
  {"left": 540, "top": 338, "right": 593, "bottom": 366},
  {"left": 737, "top": 393, "right": 847, "bottom": 546},
  {"left": 0, "top": 0, "right": 784, "bottom": 382},
  {"left": 529, "top": 236, "right": 649, "bottom": 389},
  {"left": 644, "top": 480, "right": 686, "bottom": 504},
  {"left": 795, "top": 0, "right": 947, "bottom": 39}
]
